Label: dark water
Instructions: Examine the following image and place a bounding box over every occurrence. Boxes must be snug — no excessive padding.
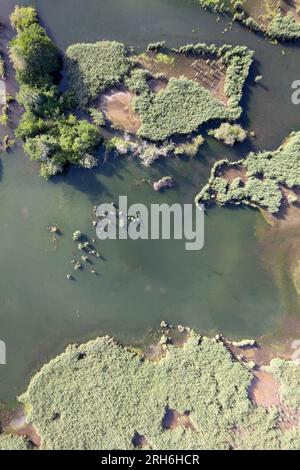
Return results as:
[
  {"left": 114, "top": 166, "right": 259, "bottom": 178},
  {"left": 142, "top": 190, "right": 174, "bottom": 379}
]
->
[{"left": 0, "top": 0, "right": 299, "bottom": 401}]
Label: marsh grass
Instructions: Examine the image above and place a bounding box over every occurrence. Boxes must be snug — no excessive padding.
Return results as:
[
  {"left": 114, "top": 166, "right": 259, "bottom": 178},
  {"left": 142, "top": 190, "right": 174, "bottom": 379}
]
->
[{"left": 196, "top": 131, "right": 300, "bottom": 214}]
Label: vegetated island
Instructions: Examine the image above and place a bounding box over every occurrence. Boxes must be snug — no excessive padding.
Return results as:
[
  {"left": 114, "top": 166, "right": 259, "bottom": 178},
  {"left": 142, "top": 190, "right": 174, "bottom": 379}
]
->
[
  {"left": 1, "top": 328, "right": 300, "bottom": 450},
  {"left": 199, "top": 0, "right": 300, "bottom": 41},
  {"left": 8, "top": 6, "right": 253, "bottom": 177},
  {"left": 196, "top": 131, "right": 300, "bottom": 215}
]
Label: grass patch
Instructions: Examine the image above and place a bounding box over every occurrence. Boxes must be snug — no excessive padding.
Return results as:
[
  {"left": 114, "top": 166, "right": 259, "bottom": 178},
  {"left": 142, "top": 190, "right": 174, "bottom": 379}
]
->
[
  {"left": 65, "top": 41, "right": 131, "bottom": 108},
  {"left": 208, "top": 123, "right": 247, "bottom": 145},
  {"left": 19, "top": 333, "right": 253, "bottom": 450},
  {"left": 0, "top": 434, "right": 31, "bottom": 450},
  {"left": 198, "top": 0, "right": 300, "bottom": 40},
  {"left": 196, "top": 131, "right": 300, "bottom": 214}
]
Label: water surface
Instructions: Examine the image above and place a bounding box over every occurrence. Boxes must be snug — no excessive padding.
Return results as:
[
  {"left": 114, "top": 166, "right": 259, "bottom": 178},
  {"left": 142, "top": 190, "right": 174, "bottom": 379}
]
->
[{"left": 0, "top": 0, "right": 300, "bottom": 401}]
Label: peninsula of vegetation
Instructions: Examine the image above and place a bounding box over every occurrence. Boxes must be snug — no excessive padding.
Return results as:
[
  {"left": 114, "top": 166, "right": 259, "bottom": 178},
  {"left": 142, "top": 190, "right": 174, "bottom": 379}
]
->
[
  {"left": 199, "top": 0, "right": 300, "bottom": 40},
  {"left": 196, "top": 131, "right": 300, "bottom": 214},
  {"left": 1, "top": 328, "right": 300, "bottom": 450},
  {"left": 8, "top": 6, "right": 253, "bottom": 176}
]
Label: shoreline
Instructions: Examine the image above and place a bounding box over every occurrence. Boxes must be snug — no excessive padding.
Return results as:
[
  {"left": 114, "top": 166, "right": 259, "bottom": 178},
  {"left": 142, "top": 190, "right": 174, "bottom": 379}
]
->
[{"left": 1, "top": 322, "right": 300, "bottom": 450}]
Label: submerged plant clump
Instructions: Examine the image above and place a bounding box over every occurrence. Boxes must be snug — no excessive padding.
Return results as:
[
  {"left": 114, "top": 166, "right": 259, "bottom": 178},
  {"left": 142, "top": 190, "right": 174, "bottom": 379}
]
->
[
  {"left": 196, "top": 131, "right": 300, "bottom": 214},
  {"left": 9, "top": 6, "right": 102, "bottom": 179}
]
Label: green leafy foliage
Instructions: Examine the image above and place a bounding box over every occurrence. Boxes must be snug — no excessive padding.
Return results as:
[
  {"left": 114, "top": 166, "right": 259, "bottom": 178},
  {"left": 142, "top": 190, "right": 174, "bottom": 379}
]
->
[
  {"left": 10, "top": 6, "right": 102, "bottom": 178},
  {"left": 266, "top": 359, "right": 300, "bottom": 410},
  {"left": 9, "top": 21, "right": 60, "bottom": 86},
  {"left": 19, "top": 333, "right": 253, "bottom": 450},
  {"left": 126, "top": 44, "right": 252, "bottom": 140},
  {"left": 65, "top": 41, "right": 131, "bottom": 107},
  {"left": 0, "top": 434, "right": 31, "bottom": 451},
  {"left": 196, "top": 131, "right": 300, "bottom": 213},
  {"left": 208, "top": 123, "right": 247, "bottom": 145},
  {"left": 12, "top": 331, "right": 300, "bottom": 450},
  {"left": 132, "top": 76, "right": 234, "bottom": 141},
  {"left": 10, "top": 5, "right": 38, "bottom": 33}
]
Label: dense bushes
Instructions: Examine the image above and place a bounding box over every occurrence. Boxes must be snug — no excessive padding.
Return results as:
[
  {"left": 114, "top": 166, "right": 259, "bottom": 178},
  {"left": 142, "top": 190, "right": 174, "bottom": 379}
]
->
[
  {"left": 9, "top": 6, "right": 101, "bottom": 178},
  {"left": 196, "top": 131, "right": 300, "bottom": 213},
  {"left": 208, "top": 123, "right": 247, "bottom": 145},
  {"left": 19, "top": 333, "right": 253, "bottom": 450},
  {"left": 65, "top": 41, "right": 131, "bottom": 107},
  {"left": 10, "top": 5, "right": 38, "bottom": 32},
  {"left": 266, "top": 14, "right": 300, "bottom": 41},
  {"left": 15, "top": 331, "right": 300, "bottom": 450},
  {"left": 9, "top": 21, "right": 60, "bottom": 86},
  {"left": 126, "top": 44, "right": 252, "bottom": 140},
  {"left": 133, "top": 76, "right": 232, "bottom": 141}
]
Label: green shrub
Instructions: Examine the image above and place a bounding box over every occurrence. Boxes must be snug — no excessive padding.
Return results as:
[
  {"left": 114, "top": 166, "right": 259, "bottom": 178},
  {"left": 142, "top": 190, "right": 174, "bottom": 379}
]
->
[
  {"left": 19, "top": 333, "right": 253, "bottom": 450},
  {"left": 267, "top": 13, "right": 300, "bottom": 40},
  {"left": 10, "top": 5, "right": 38, "bottom": 33},
  {"left": 14, "top": 330, "right": 300, "bottom": 450},
  {"left": 209, "top": 123, "right": 247, "bottom": 145},
  {"left": 9, "top": 23, "right": 60, "bottom": 86},
  {"left": 196, "top": 131, "right": 300, "bottom": 213},
  {"left": 133, "top": 76, "right": 233, "bottom": 141},
  {"left": 89, "top": 108, "right": 106, "bottom": 127}
]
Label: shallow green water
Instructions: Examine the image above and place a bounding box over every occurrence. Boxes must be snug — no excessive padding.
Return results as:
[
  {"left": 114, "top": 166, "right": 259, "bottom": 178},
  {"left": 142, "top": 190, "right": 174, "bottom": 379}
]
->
[{"left": 0, "top": 0, "right": 299, "bottom": 401}]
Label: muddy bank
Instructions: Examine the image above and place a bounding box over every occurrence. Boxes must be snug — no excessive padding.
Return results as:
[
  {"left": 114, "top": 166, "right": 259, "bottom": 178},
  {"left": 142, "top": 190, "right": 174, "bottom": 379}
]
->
[{"left": 99, "top": 88, "right": 141, "bottom": 134}]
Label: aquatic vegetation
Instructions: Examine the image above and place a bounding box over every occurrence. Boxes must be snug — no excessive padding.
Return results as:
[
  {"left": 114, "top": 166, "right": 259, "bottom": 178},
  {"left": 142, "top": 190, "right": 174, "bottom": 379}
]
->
[
  {"left": 128, "top": 44, "right": 252, "bottom": 140},
  {"left": 13, "top": 332, "right": 300, "bottom": 450},
  {"left": 65, "top": 41, "right": 131, "bottom": 108},
  {"left": 196, "top": 131, "right": 300, "bottom": 214},
  {"left": 10, "top": 6, "right": 102, "bottom": 178},
  {"left": 208, "top": 123, "right": 247, "bottom": 145},
  {"left": 199, "top": 0, "right": 300, "bottom": 41},
  {"left": 65, "top": 40, "right": 252, "bottom": 141},
  {"left": 105, "top": 136, "right": 176, "bottom": 166},
  {"left": 133, "top": 76, "right": 234, "bottom": 141},
  {"left": 19, "top": 333, "right": 253, "bottom": 450},
  {"left": 174, "top": 135, "right": 204, "bottom": 158},
  {"left": 0, "top": 104, "right": 9, "bottom": 127},
  {"left": 266, "top": 13, "right": 300, "bottom": 40}
]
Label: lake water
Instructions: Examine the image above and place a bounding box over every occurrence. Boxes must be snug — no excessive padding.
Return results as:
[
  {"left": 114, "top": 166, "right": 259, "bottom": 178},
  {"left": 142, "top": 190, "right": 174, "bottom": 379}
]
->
[{"left": 0, "top": 0, "right": 300, "bottom": 401}]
